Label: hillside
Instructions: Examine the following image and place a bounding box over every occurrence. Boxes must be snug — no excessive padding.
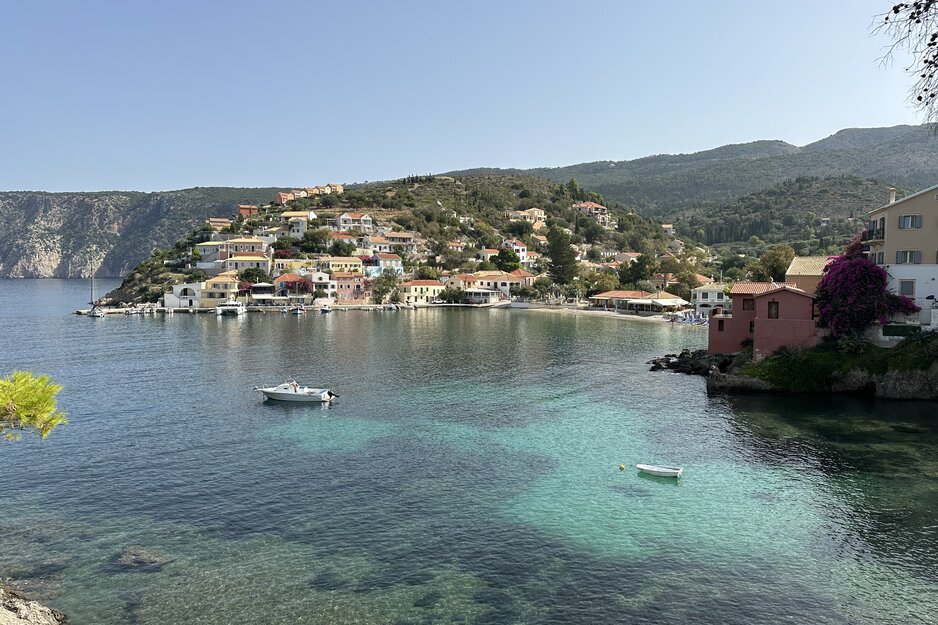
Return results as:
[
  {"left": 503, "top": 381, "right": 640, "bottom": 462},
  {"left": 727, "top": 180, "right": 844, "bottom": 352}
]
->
[
  {"left": 107, "top": 174, "right": 668, "bottom": 303},
  {"left": 0, "top": 187, "right": 279, "bottom": 277},
  {"left": 677, "top": 175, "right": 901, "bottom": 254},
  {"left": 450, "top": 124, "right": 938, "bottom": 215}
]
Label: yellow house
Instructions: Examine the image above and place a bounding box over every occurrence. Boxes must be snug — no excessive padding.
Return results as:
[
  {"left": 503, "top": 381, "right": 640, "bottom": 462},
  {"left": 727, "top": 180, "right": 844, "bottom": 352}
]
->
[
  {"left": 400, "top": 280, "right": 445, "bottom": 305},
  {"left": 319, "top": 256, "right": 364, "bottom": 274},
  {"left": 202, "top": 271, "right": 241, "bottom": 303}
]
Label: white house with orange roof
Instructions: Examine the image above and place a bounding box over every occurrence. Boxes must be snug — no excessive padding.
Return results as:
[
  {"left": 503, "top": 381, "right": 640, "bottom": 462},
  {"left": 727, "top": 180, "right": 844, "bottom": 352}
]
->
[
  {"left": 503, "top": 239, "right": 528, "bottom": 263},
  {"left": 274, "top": 191, "right": 295, "bottom": 206},
  {"left": 479, "top": 248, "right": 500, "bottom": 262},
  {"left": 224, "top": 253, "right": 272, "bottom": 274},
  {"left": 447, "top": 241, "right": 466, "bottom": 253},
  {"left": 334, "top": 212, "right": 373, "bottom": 233},
  {"left": 280, "top": 210, "right": 316, "bottom": 223}
]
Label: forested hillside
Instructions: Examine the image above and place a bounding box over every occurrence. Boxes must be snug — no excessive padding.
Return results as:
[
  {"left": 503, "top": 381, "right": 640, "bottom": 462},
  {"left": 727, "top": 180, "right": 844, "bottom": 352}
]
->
[
  {"left": 450, "top": 124, "right": 938, "bottom": 215},
  {"left": 676, "top": 176, "right": 900, "bottom": 254}
]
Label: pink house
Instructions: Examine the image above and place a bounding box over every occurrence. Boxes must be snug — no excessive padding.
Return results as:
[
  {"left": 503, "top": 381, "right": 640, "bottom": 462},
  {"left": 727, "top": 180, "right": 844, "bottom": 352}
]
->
[{"left": 709, "top": 282, "right": 821, "bottom": 360}]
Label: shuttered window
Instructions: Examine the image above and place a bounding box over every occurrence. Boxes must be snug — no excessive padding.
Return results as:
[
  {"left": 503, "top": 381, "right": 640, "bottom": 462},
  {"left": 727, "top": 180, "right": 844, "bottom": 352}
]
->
[
  {"left": 898, "top": 215, "right": 923, "bottom": 229},
  {"left": 895, "top": 250, "right": 922, "bottom": 264}
]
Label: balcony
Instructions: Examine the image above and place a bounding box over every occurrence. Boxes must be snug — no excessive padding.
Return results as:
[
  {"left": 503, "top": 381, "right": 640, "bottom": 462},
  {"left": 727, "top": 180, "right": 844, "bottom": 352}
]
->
[{"left": 862, "top": 228, "right": 884, "bottom": 243}]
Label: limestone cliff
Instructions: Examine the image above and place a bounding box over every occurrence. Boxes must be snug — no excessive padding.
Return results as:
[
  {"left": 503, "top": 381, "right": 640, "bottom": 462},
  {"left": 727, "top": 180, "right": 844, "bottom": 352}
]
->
[{"left": 0, "top": 187, "right": 278, "bottom": 278}]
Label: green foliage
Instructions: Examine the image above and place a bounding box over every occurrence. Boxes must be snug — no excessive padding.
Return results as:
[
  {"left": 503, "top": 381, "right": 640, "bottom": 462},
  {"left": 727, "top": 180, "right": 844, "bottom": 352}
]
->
[
  {"left": 329, "top": 241, "right": 357, "bottom": 257},
  {"left": 0, "top": 371, "right": 67, "bottom": 441},
  {"left": 371, "top": 269, "right": 399, "bottom": 304},
  {"left": 546, "top": 226, "right": 577, "bottom": 284},
  {"left": 300, "top": 228, "right": 330, "bottom": 254},
  {"left": 238, "top": 268, "right": 271, "bottom": 284},
  {"left": 618, "top": 254, "right": 658, "bottom": 285},
  {"left": 754, "top": 244, "right": 795, "bottom": 282},
  {"left": 415, "top": 266, "right": 440, "bottom": 280},
  {"left": 493, "top": 248, "right": 520, "bottom": 272},
  {"left": 439, "top": 287, "right": 464, "bottom": 303}
]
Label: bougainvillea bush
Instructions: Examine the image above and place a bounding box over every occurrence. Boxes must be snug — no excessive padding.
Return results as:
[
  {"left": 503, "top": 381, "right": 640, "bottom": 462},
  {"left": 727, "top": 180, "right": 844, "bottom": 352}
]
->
[{"left": 815, "top": 236, "right": 919, "bottom": 337}]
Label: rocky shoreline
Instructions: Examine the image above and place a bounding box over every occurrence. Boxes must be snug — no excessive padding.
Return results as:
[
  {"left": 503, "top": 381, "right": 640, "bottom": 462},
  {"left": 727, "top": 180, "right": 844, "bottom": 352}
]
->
[
  {"left": 0, "top": 586, "right": 68, "bottom": 625},
  {"left": 649, "top": 349, "right": 938, "bottom": 400}
]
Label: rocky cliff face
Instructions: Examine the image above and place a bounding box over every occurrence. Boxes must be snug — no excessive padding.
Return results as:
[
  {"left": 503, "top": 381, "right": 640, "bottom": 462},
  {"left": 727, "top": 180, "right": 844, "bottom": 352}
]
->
[{"left": 0, "top": 187, "right": 279, "bottom": 278}]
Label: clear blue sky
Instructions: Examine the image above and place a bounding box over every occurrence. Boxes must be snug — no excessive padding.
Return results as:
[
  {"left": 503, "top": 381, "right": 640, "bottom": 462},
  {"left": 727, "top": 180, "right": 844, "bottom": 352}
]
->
[{"left": 0, "top": 0, "right": 921, "bottom": 191}]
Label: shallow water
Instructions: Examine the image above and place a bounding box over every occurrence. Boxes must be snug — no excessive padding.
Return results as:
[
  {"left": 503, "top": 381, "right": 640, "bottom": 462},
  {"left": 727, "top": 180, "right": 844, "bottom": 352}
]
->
[{"left": 1, "top": 279, "right": 937, "bottom": 624}]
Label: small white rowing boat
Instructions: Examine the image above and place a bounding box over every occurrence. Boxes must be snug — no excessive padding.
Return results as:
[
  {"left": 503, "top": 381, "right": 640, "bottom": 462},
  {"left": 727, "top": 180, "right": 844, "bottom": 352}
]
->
[{"left": 636, "top": 464, "right": 683, "bottom": 478}]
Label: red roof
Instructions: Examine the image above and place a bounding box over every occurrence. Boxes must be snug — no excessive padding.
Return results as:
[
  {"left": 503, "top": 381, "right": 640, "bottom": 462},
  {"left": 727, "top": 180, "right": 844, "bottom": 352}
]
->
[
  {"left": 509, "top": 269, "right": 534, "bottom": 278},
  {"left": 275, "top": 273, "right": 304, "bottom": 282},
  {"left": 403, "top": 280, "right": 443, "bottom": 287},
  {"left": 376, "top": 253, "right": 401, "bottom": 260},
  {"left": 573, "top": 201, "right": 606, "bottom": 209}
]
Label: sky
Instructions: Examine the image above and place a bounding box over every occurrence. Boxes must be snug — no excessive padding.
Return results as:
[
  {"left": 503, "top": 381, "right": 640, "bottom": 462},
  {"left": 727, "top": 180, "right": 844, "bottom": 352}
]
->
[{"left": 0, "top": 0, "right": 924, "bottom": 191}]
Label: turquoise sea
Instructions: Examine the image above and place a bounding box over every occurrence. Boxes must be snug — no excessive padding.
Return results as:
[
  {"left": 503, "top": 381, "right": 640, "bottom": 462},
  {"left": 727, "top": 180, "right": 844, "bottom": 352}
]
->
[{"left": 1, "top": 279, "right": 937, "bottom": 624}]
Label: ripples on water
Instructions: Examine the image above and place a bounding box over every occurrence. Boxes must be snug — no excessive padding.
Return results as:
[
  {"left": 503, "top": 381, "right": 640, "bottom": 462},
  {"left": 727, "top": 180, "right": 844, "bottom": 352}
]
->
[{"left": 1, "top": 279, "right": 937, "bottom": 624}]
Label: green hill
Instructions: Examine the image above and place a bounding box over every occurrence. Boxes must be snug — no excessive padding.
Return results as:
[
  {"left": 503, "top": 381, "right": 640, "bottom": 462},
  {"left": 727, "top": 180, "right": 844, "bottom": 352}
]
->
[
  {"left": 675, "top": 175, "right": 901, "bottom": 255},
  {"left": 450, "top": 124, "right": 938, "bottom": 215}
]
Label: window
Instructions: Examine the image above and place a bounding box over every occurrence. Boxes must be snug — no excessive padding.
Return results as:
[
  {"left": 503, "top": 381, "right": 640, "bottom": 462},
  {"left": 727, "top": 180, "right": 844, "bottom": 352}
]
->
[
  {"left": 701, "top": 292, "right": 709, "bottom": 300},
  {"left": 767, "top": 301, "right": 779, "bottom": 319},
  {"left": 876, "top": 251, "right": 884, "bottom": 265},
  {"left": 742, "top": 298, "right": 754, "bottom": 310},
  {"left": 749, "top": 321, "right": 755, "bottom": 333},
  {"left": 899, "top": 280, "right": 915, "bottom": 297},
  {"left": 899, "top": 215, "right": 923, "bottom": 229},
  {"left": 896, "top": 250, "right": 922, "bottom": 264},
  {"left": 717, "top": 319, "right": 725, "bottom": 332},
  {"left": 717, "top": 292, "right": 724, "bottom": 300}
]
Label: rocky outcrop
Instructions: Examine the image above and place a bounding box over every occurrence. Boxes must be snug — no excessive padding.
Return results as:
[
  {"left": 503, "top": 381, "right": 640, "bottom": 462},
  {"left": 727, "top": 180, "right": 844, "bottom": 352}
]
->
[
  {"left": 0, "top": 587, "right": 68, "bottom": 625},
  {"left": 111, "top": 547, "right": 170, "bottom": 572},
  {"left": 831, "top": 361, "right": 938, "bottom": 399},
  {"left": 0, "top": 187, "right": 278, "bottom": 278},
  {"left": 706, "top": 367, "right": 780, "bottom": 394},
  {"left": 647, "top": 349, "right": 734, "bottom": 375}
]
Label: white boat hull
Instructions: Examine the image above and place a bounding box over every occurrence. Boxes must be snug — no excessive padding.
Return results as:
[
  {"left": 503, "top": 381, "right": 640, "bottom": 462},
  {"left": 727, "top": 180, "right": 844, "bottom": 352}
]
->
[
  {"left": 256, "top": 382, "right": 337, "bottom": 403},
  {"left": 636, "top": 464, "right": 683, "bottom": 478}
]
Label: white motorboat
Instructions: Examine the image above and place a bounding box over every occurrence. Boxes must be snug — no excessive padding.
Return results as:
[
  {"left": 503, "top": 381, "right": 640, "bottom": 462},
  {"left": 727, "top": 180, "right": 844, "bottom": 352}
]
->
[
  {"left": 88, "top": 306, "right": 106, "bottom": 318},
  {"left": 320, "top": 304, "right": 332, "bottom": 314},
  {"left": 255, "top": 381, "right": 338, "bottom": 402},
  {"left": 289, "top": 304, "right": 306, "bottom": 316},
  {"left": 216, "top": 300, "right": 247, "bottom": 316},
  {"left": 636, "top": 464, "right": 684, "bottom": 478}
]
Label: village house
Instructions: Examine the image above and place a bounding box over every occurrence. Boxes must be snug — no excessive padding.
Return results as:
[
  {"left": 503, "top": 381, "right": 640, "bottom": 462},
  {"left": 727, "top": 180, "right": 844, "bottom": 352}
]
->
[
  {"left": 531, "top": 234, "right": 548, "bottom": 249},
  {"left": 327, "top": 183, "right": 344, "bottom": 194},
  {"left": 524, "top": 251, "right": 542, "bottom": 268},
  {"left": 362, "top": 235, "right": 392, "bottom": 254},
  {"left": 400, "top": 280, "right": 445, "bottom": 305},
  {"left": 503, "top": 240, "right": 528, "bottom": 263},
  {"left": 588, "top": 290, "right": 688, "bottom": 315},
  {"left": 615, "top": 252, "right": 642, "bottom": 264},
  {"left": 319, "top": 256, "right": 364, "bottom": 274},
  {"left": 201, "top": 271, "right": 241, "bottom": 303},
  {"left": 447, "top": 241, "right": 466, "bottom": 254},
  {"left": 273, "top": 272, "right": 336, "bottom": 300},
  {"left": 364, "top": 253, "right": 404, "bottom": 277},
  {"left": 573, "top": 201, "right": 613, "bottom": 228},
  {"left": 220, "top": 238, "right": 270, "bottom": 256},
  {"left": 691, "top": 283, "right": 730, "bottom": 316},
  {"left": 280, "top": 210, "right": 316, "bottom": 223},
  {"left": 661, "top": 223, "right": 675, "bottom": 236},
  {"left": 204, "top": 217, "right": 232, "bottom": 230},
  {"left": 334, "top": 212, "right": 373, "bottom": 233},
  {"left": 708, "top": 282, "right": 819, "bottom": 360},
  {"left": 287, "top": 218, "right": 308, "bottom": 239},
  {"left": 445, "top": 273, "right": 477, "bottom": 290},
  {"left": 479, "top": 248, "right": 500, "bottom": 262},
  {"left": 163, "top": 281, "right": 204, "bottom": 309},
  {"left": 785, "top": 256, "right": 830, "bottom": 295},
  {"left": 865, "top": 184, "right": 938, "bottom": 325},
  {"left": 506, "top": 207, "right": 546, "bottom": 223},
  {"left": 384, "top": 231, "right": 417, "bottom": 254},
  {"left": 274, "top": 192, "right": 295, "bottom": 206},
  {"left": 272, "top": 258, "right": 318, "bottom": 276},
  {"left": 329, "top": 231, "right": 359, "bottom": 246},
  {"left": 333, "top": 272, "right": 371, "bottom": 303},
  {"left": 224, "top": 253, "right": 271, "bottom": 274},
  {"left": 237, "top": 205, "right": 259, "bottom": 218}
]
